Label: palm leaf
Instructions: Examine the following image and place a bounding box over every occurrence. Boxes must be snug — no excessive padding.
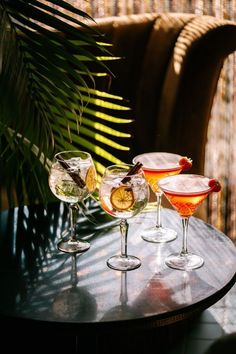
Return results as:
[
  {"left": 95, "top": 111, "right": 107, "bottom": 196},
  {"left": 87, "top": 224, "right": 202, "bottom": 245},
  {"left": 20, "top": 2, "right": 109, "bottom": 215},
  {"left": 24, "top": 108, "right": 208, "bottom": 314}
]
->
[{"left": 0, "top": 0, "right": 132, "bottom": 209}]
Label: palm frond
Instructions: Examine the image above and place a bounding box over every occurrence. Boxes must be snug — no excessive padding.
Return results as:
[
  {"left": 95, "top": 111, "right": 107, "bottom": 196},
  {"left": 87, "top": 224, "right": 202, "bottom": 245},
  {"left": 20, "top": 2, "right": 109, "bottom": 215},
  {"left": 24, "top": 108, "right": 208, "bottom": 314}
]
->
[{"left": 0, "top": 0, "right": 132, "bottom": 209}]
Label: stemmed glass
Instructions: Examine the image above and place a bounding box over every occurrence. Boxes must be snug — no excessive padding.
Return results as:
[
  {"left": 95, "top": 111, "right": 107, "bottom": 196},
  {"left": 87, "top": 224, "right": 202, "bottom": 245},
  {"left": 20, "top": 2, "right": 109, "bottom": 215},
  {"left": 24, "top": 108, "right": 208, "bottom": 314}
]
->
[
  {"left": 158, "top": 174, "right": 221, "bottom": 270},
  {"left": 48, "top": 150, "right": 97, "bottom": 254},
  {"left": 99, "top": 163, "right": 149, "bottom": 271},
  {"left": 133, "top": 152, "right": 192, "bottom": 243}
]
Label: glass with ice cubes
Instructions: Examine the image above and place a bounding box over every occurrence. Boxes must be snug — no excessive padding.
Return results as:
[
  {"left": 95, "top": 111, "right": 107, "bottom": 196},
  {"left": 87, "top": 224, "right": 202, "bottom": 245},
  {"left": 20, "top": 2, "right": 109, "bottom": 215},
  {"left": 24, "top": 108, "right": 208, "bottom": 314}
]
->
[{"left": 49, "top": 150, "right": 97, "bottom": 254}]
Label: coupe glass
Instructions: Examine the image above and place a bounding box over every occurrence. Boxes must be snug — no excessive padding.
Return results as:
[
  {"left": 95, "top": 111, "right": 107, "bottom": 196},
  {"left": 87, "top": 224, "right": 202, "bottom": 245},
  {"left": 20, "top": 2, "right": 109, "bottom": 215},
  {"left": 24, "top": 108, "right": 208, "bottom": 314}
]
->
[
  {"left": 48, "top": 150, "right": 97, "bottom": 254},
  {"left": 158, "top": 174, "right": 221, "bottom": 270},
  {"left": 133, "top": 152, "right": 192, "bottom": 243},
  {"left": 99, "top": 164, "right": 149, "bottom": 271}
]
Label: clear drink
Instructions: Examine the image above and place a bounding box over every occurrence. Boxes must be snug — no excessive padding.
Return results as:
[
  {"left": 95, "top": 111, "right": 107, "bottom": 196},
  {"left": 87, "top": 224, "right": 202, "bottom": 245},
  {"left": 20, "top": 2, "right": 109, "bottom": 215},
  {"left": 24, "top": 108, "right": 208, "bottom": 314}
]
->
[
  {"left": 99, "top": 173, "right": 149, "bottom": 219},
  {"left": 49, "top": 157, "right": 95, "bottom": 203},
  {"left": 48, "top": 150, "right": 97, "bottom": 254},
  {"left": 99, "top": 164, "right": 149, "bottom": 271}
]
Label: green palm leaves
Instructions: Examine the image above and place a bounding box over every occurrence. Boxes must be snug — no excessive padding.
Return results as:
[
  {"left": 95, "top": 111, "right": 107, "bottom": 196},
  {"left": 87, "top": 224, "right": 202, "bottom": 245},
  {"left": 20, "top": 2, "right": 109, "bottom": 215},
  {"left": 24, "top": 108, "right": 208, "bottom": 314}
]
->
[{"left": 0, "top": 0, "right": 131, "bottom": 208}]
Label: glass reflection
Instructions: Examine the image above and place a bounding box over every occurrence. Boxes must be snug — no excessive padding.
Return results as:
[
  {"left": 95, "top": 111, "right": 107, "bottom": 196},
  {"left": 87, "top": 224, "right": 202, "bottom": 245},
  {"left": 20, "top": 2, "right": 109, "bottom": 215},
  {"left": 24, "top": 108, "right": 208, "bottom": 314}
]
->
[
  {"left": 133, "top": 272, "right": 178, "bottom": 315},
  {"left": 101, "top": 271, "right": 143, "bottom": 321},
  {"left": 51, "top": 255, "right": 97, "bottom": 321}
]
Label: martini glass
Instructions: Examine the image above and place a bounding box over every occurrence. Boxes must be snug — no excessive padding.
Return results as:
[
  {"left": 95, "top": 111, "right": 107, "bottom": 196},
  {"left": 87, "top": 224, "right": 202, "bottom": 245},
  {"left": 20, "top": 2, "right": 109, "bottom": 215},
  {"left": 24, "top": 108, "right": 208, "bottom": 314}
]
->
[
  {"left": 48, "top": 150, "right": 97, "bottom": 254},
  {"left": 99, "top": 163, "right": 149, "bottom": 271},
  {"left": 158, "top": 174, "right": 221, "bottom": 270},
  {"left": 133, "top": 152, "right": 192, "bottom": 243}
]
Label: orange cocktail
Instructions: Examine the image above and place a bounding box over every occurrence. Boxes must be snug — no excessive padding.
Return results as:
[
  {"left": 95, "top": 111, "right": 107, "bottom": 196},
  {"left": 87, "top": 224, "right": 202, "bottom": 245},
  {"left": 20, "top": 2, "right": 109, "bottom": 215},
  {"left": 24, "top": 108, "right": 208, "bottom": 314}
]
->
[
  {"left": 163, "top": 190, "right": 210, "bottom": 218},
  {"left": 142, "top": 166, "right": 182, "bottom": 193},
  {"left": 133, "top": 152, "right": 192, "bottom": 243},
  {"left": 158, "top": 174, "right": 221, "bottom": 270}
]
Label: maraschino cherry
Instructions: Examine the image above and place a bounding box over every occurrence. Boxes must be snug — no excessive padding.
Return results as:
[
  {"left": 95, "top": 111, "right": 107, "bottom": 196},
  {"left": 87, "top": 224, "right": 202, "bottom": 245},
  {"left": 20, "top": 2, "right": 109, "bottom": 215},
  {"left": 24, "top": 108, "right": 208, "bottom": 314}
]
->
[
  {"left": 179, "top": 156, "right": 193, "bottom": 171},
  {"left": 208, "top": 179, "right": 222, "bottom": 192}
]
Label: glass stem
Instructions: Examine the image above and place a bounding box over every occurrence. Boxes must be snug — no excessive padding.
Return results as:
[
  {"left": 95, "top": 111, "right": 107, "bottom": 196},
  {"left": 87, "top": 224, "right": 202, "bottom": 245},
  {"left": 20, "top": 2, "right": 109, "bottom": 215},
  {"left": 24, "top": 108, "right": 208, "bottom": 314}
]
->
[
  {"left": 181, "top": 217, "right": 189, "bottom": 256},
  {"left": 69, "top": 203, "right": 77, "bottom": 242},
  {"left": 120, "top": 219, "right": 128, "bottom": 258},
  {"left": 156, "top": 192, "right": 162, "bottom": 228}
]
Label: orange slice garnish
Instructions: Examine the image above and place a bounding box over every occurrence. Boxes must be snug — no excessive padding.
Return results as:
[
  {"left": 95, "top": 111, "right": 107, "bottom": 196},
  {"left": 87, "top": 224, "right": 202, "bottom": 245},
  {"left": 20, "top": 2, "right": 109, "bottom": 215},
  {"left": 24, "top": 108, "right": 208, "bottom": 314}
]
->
[
  {"left": 110, "top": 185, "right": 134, "bottom": 211},
  {"left": 85, "top": 166, "right": 97, "bottom": 192}
]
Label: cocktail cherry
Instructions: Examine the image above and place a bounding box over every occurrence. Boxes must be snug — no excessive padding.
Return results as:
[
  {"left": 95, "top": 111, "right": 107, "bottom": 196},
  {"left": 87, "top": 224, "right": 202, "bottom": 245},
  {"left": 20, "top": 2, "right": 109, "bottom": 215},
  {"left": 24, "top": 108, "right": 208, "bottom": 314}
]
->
[
  {"left": 208, "top": 179, "right": 222, "bottom": 192},
  {"left": 179, "top": 156, "right": 193, "bottom": 171}
]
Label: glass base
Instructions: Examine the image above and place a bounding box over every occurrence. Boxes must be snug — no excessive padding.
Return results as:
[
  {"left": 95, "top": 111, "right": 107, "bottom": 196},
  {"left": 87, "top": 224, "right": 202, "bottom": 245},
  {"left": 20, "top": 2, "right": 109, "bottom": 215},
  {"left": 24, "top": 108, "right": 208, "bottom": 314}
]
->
[
  {"left": 165, "top": 252, "right": 204, "bottom": 271},
  {"left": 58, "top": 239, "right": 90, "bottom": 254},
  {"left": 107, "top": 255, "right": 141, "bottom": 271},
  {"left": 141, "top": 226, "right": 177, "bottom": 243}
]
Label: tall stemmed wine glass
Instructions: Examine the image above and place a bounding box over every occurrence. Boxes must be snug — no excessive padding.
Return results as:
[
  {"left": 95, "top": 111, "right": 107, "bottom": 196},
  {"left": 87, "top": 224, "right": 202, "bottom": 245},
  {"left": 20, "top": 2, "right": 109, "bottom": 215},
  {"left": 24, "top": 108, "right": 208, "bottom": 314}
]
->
[
  {"left": 133, "top": 152, "right": 192, "bottom": 243},
  {"left": 49, "top": 150, "right": 97, "bottom": 254},
  {"left": 158, "top": 174, "right": 221, "bottom": 270},
  {"left": 99, "top": 163, "right": 149, "bottom": 271}
]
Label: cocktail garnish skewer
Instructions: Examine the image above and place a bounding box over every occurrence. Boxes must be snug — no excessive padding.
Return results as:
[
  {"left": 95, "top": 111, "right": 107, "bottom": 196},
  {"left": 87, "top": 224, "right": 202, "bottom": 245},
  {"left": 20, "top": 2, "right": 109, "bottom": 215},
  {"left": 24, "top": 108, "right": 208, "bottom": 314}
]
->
[
  {"left": 121, "top": 162, "right": 143, "bottom": 184},
  {"left": 57, "top": 154, "right": 85, "bottom": 188}
]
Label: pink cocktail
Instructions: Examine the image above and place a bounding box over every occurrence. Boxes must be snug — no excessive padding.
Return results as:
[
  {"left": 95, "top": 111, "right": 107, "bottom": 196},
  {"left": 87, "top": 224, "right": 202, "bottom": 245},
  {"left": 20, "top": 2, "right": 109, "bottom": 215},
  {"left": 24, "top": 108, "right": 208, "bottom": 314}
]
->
[
  {"left": 158, "top": 174, "right": 221, "bottom": 270},
  {"left": 133, "top": 152, "right": 192, "bottom": 243}
]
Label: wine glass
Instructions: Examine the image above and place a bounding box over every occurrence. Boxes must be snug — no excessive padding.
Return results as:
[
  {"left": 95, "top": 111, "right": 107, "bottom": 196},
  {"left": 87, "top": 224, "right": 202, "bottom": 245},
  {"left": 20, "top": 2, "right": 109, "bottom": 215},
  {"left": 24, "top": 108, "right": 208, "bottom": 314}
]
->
[
  {"left": 133, "top": 152, "right": 192, "bottom": 243},
  {"left": 99, "top": 163, "right": 149, "bottom": 271},
  {"left": 158, "top": 174, "right": 221, "bottom": 270},
  {"left": 48, "top": 150, "right": 97, "bottom": 254}
]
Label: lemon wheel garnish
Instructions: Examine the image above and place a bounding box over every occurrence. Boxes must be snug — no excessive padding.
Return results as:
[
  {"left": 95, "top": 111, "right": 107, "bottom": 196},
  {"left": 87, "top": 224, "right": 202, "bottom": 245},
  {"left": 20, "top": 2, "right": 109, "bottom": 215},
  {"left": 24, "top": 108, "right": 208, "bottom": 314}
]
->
[
  {"left": 110, "top": 185, "right": 134, "bottom": 211},
  {"left": 85, "top": 166, "right": 97, "bottom": 192}
]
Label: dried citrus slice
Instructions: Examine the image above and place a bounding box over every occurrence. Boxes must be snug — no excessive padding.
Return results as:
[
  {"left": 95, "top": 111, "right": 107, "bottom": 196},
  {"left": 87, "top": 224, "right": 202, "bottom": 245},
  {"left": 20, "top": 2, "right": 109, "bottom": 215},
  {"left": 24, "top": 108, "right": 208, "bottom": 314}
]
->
[
  {"left": 110, "top": 185, "right": 134, "bottom": 211},
  {"left": 85, "top": 166, "right": 97, "bottom": 192}
]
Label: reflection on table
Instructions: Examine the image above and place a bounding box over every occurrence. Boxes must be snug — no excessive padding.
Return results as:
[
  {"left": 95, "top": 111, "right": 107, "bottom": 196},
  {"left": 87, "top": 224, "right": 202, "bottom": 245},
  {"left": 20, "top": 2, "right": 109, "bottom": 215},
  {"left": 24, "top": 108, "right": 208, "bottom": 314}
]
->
[{"left": 0, "top": 201, "right": 235, "bottom": 332}]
